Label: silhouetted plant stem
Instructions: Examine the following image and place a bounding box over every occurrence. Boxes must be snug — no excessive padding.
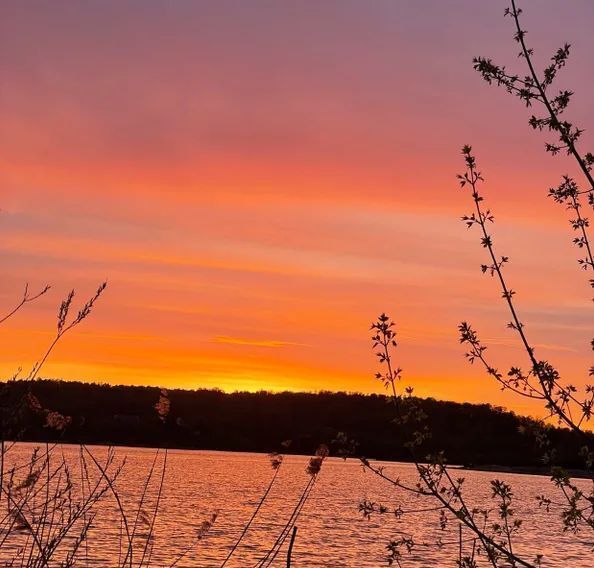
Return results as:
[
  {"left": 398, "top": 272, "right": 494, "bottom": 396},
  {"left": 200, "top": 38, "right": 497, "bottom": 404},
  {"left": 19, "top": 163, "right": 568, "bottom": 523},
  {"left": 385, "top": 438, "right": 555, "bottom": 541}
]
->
[
  {"left": 168, "top": 511, "right": 218, "bottom": 567},
  {"left": 0, "top": 478, "right": 46, "bottom": 561},
  {"left": 82, "top": 445, "right": 133, "bottom": 565},
  {"left": 0, "top": 284, "right": 50, "bottom": 326},
  {"left": 363, "top": 457, "right": 531, "bottom": 568},
  {"left": 255, "top": 477, "right": 315, "bottom": 568},
  {"left": 458, "top": 524, "right": 462, "bottom": 566},
  {"left": 508, "top": 0, "right": 594, "bottom": 272},
  {"left": 27, "top": 283, "right": 107, "bottom": 382},
  {"left": 139, "top": 448, "right": 168, "bottom": 568},
  {"left": 510, "top": 0, "right": 593, "bottom": 191},
  {"left": 366, "top": 107, "right": 594, "bottom": 561},
  {"left": 286, "top": 525, "right": 297, "bottom": 568},
  {"left": 36, "top": 442, "right": 52, "bottom": 558},
  {"left": 123, "top": 448, "right": 161, "bottom": 567},
  {"left": 220, "top": 458, "right": 283, "bottom": 568},
  {"left": 255, "top": 447, "right": 327, "bottom": 568},
  {"left": 460, "top": 147, "right": 582, "bottom": 434},
  {"left": 365, "top": 314, "right": 545, "bottom": 566},
  {"left": 79, "top": 446, "right": 90, "bottom": 567},
  {"left": 475, "top": 1, "right": 594, "bottom": 286},
  {"left": 0, "top": 439, "right": 4, "bottom": 510}
]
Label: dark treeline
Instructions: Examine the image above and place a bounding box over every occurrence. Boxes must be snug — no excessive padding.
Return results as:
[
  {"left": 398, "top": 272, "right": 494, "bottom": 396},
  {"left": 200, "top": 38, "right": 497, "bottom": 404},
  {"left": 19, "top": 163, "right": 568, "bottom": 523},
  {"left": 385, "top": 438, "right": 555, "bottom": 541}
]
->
[{"left": 3, "top": 379, "right": 591, "bottom": 468}]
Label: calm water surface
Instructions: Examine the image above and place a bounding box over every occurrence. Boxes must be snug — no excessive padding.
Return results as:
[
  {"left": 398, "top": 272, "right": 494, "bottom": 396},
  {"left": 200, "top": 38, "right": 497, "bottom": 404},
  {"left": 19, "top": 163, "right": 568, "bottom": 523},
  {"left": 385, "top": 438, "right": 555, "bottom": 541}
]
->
[{"left": 3, "top": 444, "right": 593, "bottom": 566}]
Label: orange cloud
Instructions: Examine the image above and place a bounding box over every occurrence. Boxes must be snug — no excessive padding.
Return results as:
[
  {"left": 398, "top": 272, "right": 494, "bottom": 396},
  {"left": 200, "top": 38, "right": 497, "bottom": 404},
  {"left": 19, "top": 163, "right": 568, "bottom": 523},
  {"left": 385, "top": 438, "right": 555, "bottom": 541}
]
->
[{"left": 212, "top": 336, "right": 305, "bottom": 348}]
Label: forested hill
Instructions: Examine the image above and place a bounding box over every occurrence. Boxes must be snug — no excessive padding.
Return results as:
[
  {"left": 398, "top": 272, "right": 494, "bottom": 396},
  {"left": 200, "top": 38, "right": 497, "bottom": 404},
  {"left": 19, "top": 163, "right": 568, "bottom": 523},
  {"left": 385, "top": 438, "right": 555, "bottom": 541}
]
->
[{"left": 2, "top": 379, "right": 590, "bottom": 468}]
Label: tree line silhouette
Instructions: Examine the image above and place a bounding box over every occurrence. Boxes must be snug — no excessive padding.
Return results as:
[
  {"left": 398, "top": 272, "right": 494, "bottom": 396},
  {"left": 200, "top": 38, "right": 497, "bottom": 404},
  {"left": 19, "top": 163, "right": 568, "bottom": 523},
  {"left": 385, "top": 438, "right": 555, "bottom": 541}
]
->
[{"left": 5, "top": 378, "right": 591, "bottom": 470}]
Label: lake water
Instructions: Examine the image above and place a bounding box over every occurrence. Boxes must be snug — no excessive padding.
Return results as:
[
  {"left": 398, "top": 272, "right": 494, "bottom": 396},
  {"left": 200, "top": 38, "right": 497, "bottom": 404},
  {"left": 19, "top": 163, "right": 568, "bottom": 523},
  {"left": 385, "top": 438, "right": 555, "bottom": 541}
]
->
[{"left": 1, "top": 444, "right": 592, "bottom": 566}]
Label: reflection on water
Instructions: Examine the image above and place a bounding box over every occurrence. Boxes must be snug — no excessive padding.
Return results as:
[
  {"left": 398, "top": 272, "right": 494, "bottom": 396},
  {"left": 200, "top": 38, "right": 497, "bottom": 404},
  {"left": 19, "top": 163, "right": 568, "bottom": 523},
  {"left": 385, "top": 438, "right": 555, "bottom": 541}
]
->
[{"left": 2, "top": 444, "right": 592, "bottom": 566}]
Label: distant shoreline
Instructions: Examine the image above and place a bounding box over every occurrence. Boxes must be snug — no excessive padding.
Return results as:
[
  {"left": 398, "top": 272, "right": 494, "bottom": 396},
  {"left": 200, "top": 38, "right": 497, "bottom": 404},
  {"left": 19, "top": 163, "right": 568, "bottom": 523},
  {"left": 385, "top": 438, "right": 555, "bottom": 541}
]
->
[{"left": 461, "top": 463, "right": 594, "bottom": 480}]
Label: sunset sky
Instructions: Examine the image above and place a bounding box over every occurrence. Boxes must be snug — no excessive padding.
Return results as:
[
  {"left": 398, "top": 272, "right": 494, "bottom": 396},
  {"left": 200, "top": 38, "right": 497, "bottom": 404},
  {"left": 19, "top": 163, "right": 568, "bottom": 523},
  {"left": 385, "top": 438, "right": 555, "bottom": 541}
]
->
[{"left": 1, "top": 1, "right": 593, "bottom": 415}]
